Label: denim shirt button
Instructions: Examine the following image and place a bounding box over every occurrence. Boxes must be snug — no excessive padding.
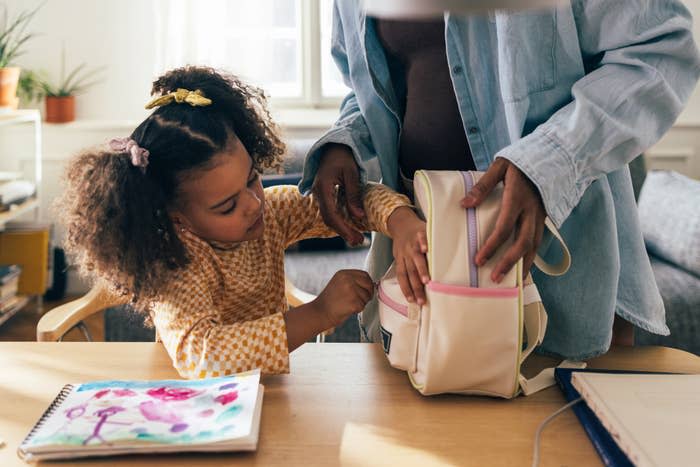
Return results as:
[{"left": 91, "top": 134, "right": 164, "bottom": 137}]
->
[
  {"left": 452, "top": 65, "right": 463, "bottom": 74},
  {"left": 468, "top": 126, "right": 479, "bottom": 134}
]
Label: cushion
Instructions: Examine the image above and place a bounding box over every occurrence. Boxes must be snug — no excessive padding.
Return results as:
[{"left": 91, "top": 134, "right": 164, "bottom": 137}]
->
[
  {"left": 638, "top": 171, "right": 700, "bottom": 278},
  {"left": 635, "top": 255, "right": 700, "bottom": 355}
]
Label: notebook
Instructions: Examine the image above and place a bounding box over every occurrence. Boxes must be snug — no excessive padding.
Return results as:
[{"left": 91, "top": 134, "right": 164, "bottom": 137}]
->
[
  {"left": 570, "top": 371, "right": 700, "bottom": 467},
  {"left": 18, "top": 369, "right": 264, "bottom": 462},
  {"left": 554, "top": 368, "right": 635, "bottom": 467}
]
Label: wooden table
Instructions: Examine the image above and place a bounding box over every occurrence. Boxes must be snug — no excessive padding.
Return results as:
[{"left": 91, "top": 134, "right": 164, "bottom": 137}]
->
[{"left": 1, "top": 343, "right": 699, "bottom": 466}]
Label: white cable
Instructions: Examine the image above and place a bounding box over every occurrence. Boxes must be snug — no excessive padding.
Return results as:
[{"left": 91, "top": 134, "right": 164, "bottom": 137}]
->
[{"left": 532, "top": 397, "right": 583, "bottom": 467}]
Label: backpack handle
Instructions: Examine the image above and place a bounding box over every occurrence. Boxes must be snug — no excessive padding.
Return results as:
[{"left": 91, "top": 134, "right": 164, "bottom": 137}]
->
[{"left": 533, "top": 218, "right": 571, "bottom": 276}]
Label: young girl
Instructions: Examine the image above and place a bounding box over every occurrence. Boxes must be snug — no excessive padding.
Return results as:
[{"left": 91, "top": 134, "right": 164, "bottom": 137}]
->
[{"left": 58, "top": 66, "right": 429, "bottom": 379}]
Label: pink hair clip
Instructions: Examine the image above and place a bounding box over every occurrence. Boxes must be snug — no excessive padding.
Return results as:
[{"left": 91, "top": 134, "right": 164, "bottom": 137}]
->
[{"left": 109, "top": 137, "right": 150, "bottom": 173}]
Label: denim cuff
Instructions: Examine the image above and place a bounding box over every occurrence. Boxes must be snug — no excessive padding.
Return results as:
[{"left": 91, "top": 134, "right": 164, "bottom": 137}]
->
[
  {"left": 299, "top": 126, "right": 370, "bottom": 195},
  {"left": 495, "top": 128, "right": 580, "bottom": 227}
]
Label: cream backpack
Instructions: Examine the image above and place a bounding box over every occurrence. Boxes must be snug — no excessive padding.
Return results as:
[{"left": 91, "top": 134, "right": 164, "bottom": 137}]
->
[{"left": 378, "top": 170, "right": 575, "bottom": 397}]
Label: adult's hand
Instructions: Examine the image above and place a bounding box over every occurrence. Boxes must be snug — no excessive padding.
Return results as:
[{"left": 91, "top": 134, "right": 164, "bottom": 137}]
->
[
  {"left": 312, "top": 144, "right": 366, "bottom": 245},
  {"left": 461, "top": 158, "right": 546, "bottom": 282}
]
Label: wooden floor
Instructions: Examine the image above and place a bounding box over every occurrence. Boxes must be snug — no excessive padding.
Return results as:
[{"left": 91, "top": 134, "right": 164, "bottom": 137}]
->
[{"left": 0, "top": 296, "right": 104, "bottom": 341}]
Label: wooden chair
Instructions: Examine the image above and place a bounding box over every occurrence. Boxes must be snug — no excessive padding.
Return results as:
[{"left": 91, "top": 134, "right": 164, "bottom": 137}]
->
[{"left": 37, "top": 277, "right": 326, "bottom": 342}]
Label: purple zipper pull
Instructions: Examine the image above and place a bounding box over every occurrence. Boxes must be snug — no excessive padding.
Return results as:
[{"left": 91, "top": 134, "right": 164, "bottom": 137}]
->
[{"left": 461, "top": 171, "right": 479, "bottom": 288}]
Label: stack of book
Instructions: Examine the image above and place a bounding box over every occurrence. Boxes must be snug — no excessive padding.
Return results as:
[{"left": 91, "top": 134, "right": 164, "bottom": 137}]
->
[
  {"left": 0, "top": 171, "right": 36, "bottom": 211},
  {"left": 0, "top": 263, "right": 28, "bottom": 325}
]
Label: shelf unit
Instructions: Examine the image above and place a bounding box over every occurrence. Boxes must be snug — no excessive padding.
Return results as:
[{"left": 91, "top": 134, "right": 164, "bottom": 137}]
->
[{"left": 0, "top": 109, "right": 43, "bottom": 327}]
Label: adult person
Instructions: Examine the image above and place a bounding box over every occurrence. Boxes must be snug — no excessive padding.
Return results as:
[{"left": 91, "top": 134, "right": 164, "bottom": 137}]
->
[{"left": 300, "top": 0, "right": 700, "bottom": 359}]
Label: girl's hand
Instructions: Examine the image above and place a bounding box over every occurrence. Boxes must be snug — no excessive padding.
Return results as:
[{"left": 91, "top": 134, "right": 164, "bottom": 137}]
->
[
  {"left": 312, "top": 269, "right": 375, "bottom": 328},
  {"left": 388, "top": 207, "right": 429, "bottom": 305}
]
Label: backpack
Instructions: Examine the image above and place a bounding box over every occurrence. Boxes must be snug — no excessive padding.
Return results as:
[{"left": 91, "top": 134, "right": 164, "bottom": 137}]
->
[{"left": 378, "top": 170, "right": 573, "bottom": 397}]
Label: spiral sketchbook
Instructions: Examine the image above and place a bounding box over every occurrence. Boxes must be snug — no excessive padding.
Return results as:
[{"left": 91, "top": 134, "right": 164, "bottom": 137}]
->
[{"left": 17, "top": 370, "right": 264, "bottom": 462}]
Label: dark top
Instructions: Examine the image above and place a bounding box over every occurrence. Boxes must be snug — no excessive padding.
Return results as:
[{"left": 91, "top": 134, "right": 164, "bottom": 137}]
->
[{"left": 375, "top": 18, "right": 475, "bottom": 186}]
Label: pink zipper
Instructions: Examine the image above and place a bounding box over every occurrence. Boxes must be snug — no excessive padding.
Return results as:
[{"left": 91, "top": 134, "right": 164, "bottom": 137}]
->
[
  {"left": 378, "top": 284, "right": 408, "bottom": 317},
  {"left": 427, "top": 281, "right": 519, "bottom": 298}
]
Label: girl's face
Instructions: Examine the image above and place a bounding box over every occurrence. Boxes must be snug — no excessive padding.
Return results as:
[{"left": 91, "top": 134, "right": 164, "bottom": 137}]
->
[{"left": 172, "top": 138, "right": 265, "bottom": 243}]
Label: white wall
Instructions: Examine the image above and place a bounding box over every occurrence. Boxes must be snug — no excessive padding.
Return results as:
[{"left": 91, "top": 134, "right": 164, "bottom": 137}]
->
[{"left": 7, "top": 0, "right": 157, "bottom": 121}]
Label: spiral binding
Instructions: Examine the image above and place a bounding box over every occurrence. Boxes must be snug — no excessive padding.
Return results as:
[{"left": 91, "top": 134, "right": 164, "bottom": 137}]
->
[{"left": 17, "top": 383, "right": 75, "bottom": 459}]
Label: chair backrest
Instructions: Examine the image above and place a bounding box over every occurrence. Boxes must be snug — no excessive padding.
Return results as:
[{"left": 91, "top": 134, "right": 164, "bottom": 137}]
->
[{"left": 36, "top": 283, "right": 128, "bottom": 342}]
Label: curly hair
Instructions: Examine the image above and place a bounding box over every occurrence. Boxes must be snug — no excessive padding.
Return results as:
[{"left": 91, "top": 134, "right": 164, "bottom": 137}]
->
[{"left": 56, "top": 66, "right": 286, "bottom": 308}]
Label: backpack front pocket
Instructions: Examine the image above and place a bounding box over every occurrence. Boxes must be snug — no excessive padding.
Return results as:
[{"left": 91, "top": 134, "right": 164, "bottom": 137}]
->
[
  {"left": 377, "top": 280, "right": 419, "bottom": 372},
  {"left": 411, "top": 282, "right": 522, "bottom": 397}
]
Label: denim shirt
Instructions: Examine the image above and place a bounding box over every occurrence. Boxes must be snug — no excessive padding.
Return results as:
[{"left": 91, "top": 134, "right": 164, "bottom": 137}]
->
[{"left": 300, "top": 0, "right": 700, "bottom": 359}]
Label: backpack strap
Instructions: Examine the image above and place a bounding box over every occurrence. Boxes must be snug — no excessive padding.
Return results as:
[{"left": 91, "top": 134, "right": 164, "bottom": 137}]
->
[
  {"left": 518, "top": 278, "right": 586, "bottom": 396},
  {"left": 533, "top": 218, "right": 571, "bottom": 276},
  {"left": 519, "top": 360, "right": 587, "bottom": 396},
  {"left": 519, "top": 282, "right": 546, "bottom": 366}
]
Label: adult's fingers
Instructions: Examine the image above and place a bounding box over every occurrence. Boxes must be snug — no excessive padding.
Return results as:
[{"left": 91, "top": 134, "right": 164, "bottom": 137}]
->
[
  {"left": 522, "top": 216, "right": 544, "bottom": 277},
  {"left": 461, "top": 159, "right": 508, "bottom": 208},
  {"left": 492, "top": 212, "right": 535, "bottom": 282},
  {"left": 342, "top": 164, "right": 366, "bottom": 221},
  {"left": 475, "top": 194, "right": 520, "bottom": 267},
  {"left": 314, "top": 178, "right": 363, "bottom": 244}
]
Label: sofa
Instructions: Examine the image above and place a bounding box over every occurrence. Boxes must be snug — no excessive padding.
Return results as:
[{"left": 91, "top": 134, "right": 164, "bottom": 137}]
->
[{"left": 630, "top": 157, "right": 700, "bottom": 355}]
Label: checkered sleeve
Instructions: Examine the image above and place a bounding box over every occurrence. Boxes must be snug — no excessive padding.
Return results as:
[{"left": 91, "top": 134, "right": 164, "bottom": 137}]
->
[
  {"left": 151, "top": 262, "right": 289, "bottom": 379},
  {"left": 266, "top": 183, "right": 411, "bottom": 246}
]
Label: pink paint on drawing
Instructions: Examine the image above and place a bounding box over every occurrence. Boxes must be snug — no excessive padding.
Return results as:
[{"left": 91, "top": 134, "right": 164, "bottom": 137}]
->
[
  {"left": 146, "top": 387, "right": 202, "bottom": 401},
  {"left": 138, "top": 400, "right": 183, "bottom": 424},
  {"left": 112, "top": 389, "right": 137, "bottom": 397},
  {"left": 93, "top": 389, "right": 110, "bottom": 399},
  {"left": 199, "top": 409, "right": 215, "bottom": 417},
  {"left": 214, "top": 391, "right": 238, "bottom": 405}
]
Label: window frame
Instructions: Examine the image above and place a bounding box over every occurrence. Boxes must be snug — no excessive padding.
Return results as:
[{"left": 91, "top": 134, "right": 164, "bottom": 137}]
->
[{"left": 272, "top": 0, "right": 343, "bottom": 109}]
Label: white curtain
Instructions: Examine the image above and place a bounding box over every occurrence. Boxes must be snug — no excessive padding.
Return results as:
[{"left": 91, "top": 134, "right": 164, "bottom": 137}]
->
[
  {"left": 153, "top": 0, "right": 229, "bottom": 75},
  {"left": 151, "top": 0, "right": 304, "bottom": 99}
]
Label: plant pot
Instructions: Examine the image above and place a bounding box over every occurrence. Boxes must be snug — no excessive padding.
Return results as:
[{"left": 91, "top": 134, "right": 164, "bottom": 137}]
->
[
  {"left": 45, "top": 95, "right": 75, "bottom": 123},
  {"left": 0, "top": 67, "right": 21, "bottom": 111}
]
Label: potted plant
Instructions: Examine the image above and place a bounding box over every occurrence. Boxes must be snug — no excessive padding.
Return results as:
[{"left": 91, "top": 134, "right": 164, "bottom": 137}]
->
[
  {"left": 0, "top": 3, "right": 42, "bottom": 111},
  {"left": 17, "top": 68, "right": 45, "bottom": 107},
  {"left": 40, "top": 48, "right": 105, "bottom": 123}
]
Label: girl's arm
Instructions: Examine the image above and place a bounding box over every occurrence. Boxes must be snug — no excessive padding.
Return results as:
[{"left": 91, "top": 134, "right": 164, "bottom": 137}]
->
[
  {"left": 284, "top": 269, "right": 374, "bottom": 351},
  {"left": 268, "top": 182, "right": 412, "bottom": 246},
  {"left": 152, "top": 265, "right": 290, "bottom": 378},
  {"left": 153, "top": 258, "right": 376, "bottom": 376},
  {"left": 268, "top": 183, "right": 429, "bottom": 305}
]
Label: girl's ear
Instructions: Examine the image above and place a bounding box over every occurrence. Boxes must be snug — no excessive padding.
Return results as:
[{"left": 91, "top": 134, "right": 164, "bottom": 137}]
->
[{"left": 169, "top": 209, "right": 193, "bottom": 232}]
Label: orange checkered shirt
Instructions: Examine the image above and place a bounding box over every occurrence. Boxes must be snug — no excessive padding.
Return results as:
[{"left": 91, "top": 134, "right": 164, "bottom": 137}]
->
[{"left": 151, "top": 183, "right": 411, "bottom": 379}]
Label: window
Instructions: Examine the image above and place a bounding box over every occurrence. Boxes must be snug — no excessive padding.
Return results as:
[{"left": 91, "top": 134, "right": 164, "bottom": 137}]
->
[{"left": 154, "top": 0, "right": 348, "bottom": 108}]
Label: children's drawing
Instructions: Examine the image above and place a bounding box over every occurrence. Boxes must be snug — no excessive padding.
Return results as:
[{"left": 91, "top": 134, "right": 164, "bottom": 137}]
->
[
  {"left": 214, "top": 390, "right": 238, "bottom": 405},
  {"left": 27, "top": 371, "right": 260, "bottom": 447},
  {"left": 83, "top": 407, "right": 130, "bottom": 445}
]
